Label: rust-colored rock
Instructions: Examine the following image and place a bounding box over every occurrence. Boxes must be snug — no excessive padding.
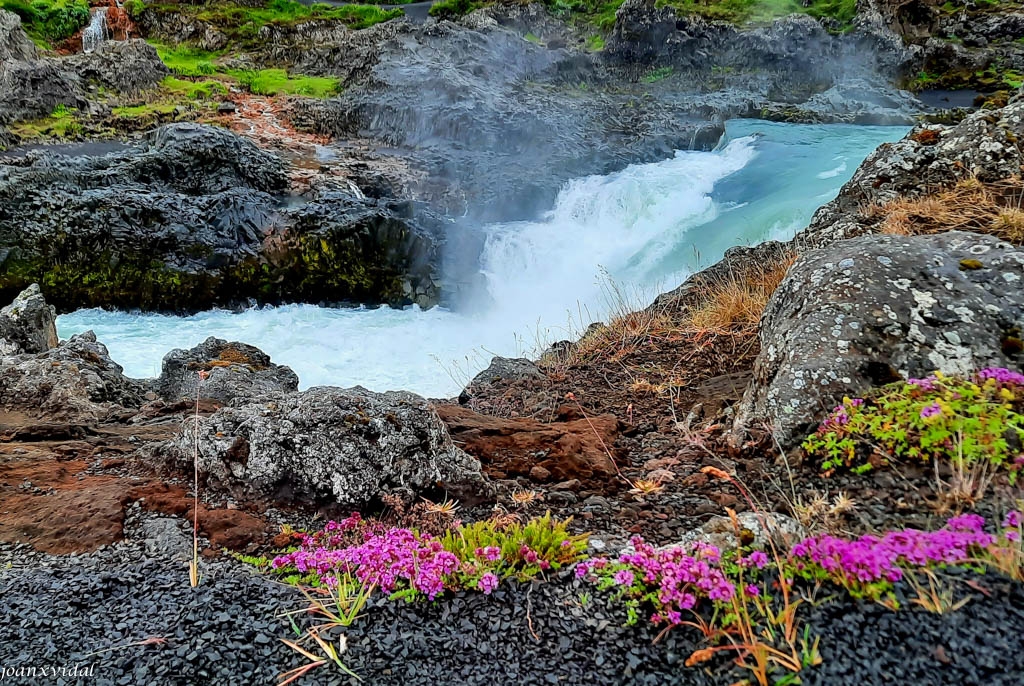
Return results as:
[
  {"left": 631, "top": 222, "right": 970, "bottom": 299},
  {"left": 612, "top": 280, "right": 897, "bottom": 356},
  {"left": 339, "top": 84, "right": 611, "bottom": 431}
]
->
[{"left": 436, "top": 405, "right": 621, "bottom": 485}]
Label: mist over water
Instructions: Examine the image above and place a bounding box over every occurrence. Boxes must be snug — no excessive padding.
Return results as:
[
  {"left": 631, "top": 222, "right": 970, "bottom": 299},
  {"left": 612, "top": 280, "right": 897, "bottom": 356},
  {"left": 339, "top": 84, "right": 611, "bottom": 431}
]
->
[{"left": 57, "top": 120, "right": 907, "bottom": 397}]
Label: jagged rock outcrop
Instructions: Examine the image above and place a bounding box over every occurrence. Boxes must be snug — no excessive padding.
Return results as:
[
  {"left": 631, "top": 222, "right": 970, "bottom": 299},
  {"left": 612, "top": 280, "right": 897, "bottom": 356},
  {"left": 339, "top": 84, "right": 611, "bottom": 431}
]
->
[
  {"left": 65, "top": 39, "right": 169, "bottom": 93},
  {"left": 0, "top": 331, "right": 144, "bottom": 421},
  {"left": 734, "top": 231, "right": 1024, "bottom": 448},
  {"left": 0, "top": 124, "right": 441, "bottom": 311},
  {"left": 176, "top": 386, "right": 486, "bottom": 508},
  {"left": 0, "top": 9, "right": 37, "bottom": 62},
  {"left": 0, "top": 58, "right": 85, "bottom": 125},
  {"left": 131, "top": 7, "right": 228, "bottom": 51},
  {"left": 800, "top": 95, "right": 1024, "bottom": 248},
  {"left": 0, "top": 284, "right": 57, "bottom": 356},
  {"left": 158, "top": 337, "right": 299, "bottom": 405}
]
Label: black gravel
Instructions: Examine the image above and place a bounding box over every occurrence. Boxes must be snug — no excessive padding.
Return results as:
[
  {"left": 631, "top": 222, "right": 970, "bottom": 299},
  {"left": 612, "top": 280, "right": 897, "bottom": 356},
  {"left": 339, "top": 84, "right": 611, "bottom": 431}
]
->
[{"left": 2, "top": 516, "right": 1023, "bottom": 686}]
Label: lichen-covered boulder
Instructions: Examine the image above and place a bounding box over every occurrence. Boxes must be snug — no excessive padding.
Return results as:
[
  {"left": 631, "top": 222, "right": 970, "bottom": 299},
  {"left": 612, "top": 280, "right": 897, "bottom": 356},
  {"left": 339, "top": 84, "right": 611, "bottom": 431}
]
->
[
  {"left": 734, "top": 231, "right": 1024, "bottom": 448},
  {"left": 0, "top": 331, "right": 144, "bottom": 421},
  {"left": 158, "top": 337, "right": 298, "bottom": 405},
  {"left": 0, "top": 283, "right": 57, "bottom": 356},
  {"left": 178, "top": 386, "right": 486, "bottom": 507},
  {"left": 458, "top": 356, "right": 544, "bottom": 404}
]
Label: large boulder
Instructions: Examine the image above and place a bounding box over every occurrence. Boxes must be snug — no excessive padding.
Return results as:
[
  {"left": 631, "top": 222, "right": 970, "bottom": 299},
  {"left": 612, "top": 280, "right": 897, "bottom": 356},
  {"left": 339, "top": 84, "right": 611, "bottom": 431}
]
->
[
  {"left": 65, "top": 39, "right": 169, "bottom": 94},
  {"left": 158, "top": 337, "right": 298, "bottom": 405},
  {"left": 0, "top": 124, "right": 441, "bottom": 311},
  {"left": 800, "top": 97, "right": 1024, "bottom": 249},
  {"left": 0, "top": 331, "right": 144, "bottom": 421},
  {"left": 0, "top": 58, "right": 84, "bottom": 125},
  {"left": 178, "top": 386, "right": 486, "bottom": 507},
  {"left": 0, "top": 283, "right": 57, "bottom": 356},
  {"left": 734, "top": 231, "right": 1024, "bottom": 448}
]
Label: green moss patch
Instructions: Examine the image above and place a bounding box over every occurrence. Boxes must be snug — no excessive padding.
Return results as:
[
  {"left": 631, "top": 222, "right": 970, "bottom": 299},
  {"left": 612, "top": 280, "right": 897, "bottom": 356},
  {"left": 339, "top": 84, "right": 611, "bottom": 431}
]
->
[{"left": 226, "top": 69, "right": 341, "bottom": 97}]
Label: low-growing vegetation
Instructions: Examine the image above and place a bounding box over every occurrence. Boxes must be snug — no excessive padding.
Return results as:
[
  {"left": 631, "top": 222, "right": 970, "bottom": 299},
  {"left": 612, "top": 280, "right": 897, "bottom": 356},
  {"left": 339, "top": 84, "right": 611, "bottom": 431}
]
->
[{"left": 804, "top": 369, "right": 1024, "bottom": 503}]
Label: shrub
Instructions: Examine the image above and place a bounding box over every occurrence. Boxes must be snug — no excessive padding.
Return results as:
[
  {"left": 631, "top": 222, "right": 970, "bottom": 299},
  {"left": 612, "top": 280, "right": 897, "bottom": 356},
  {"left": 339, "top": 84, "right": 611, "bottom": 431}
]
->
[{"left": 803, "top": 369, "right": 1024, "bottom": 481}]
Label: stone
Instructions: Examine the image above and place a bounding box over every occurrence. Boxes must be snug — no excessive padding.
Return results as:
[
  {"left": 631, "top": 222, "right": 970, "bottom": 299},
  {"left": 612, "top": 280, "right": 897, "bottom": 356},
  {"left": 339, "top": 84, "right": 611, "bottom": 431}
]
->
[
  {"left": 158, "top": 337, "right": 298, "bottom": 405},
  {"left": 0, "top": 124, "right": 441, "bottom": 311},
  {"left": 174, "top": 386, "right": 486, "bottom": 508},
  {"left": 676, "top": 512, "right": 805, "bottom": 552},
  {"left": 0, "top": 283, "right": 57, "bottom": 356},
  {"left": 734, "top": 231, "right": 1024, "bottom": 448},
  {"left": 436, "top": 405, "right": 621, "bottom": 484},
  {"left": 0, "top": 331, "right": 144, "bottom": 421},
  {"left": 459, "top": 356, "right": 545, "bottom": 403},
  {"left": 65, "top": 39, "right": 169, "bottom": 93}
]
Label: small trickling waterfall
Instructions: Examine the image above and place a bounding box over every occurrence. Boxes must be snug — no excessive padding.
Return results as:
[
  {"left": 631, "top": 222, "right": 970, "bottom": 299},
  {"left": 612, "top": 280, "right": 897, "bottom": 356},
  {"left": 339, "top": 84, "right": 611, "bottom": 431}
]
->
[{"left": 82, "top": 8, "right": 108, "bottom": 53}]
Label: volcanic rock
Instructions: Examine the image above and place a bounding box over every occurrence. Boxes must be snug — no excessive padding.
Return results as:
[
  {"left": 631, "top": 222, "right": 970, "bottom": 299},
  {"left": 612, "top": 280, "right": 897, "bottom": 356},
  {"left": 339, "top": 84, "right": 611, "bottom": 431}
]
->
[
  {"left": 436, "top": 405, "right": 620, "bottom": 483},
  {"left": 0, "top": 283, "right": 57, "bottom": 356},
  {"left": 158, "top": 337, "right": 299, "bottom": 405},
  {"left": 735, "top": 231, "right": 1024, "bottom": 447},
  {"left": 176, "top": 386, "right": 485, "bottom": 508}
]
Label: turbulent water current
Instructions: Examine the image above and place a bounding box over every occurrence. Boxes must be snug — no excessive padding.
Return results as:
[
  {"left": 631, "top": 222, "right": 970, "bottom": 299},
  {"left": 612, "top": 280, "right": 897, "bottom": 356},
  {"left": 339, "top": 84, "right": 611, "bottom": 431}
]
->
[{"left": 57, "top": 120, "right": 908, "bottom": 397}]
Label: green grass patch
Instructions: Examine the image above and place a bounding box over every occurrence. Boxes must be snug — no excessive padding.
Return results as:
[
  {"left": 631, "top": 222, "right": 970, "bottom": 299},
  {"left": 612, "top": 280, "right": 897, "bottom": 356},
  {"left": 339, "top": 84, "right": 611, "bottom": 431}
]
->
[
  {"left": 642, "top": 66, "right": 673, "bottom": 83},
  {"left": 111, "top": 102, "right": 179, "bottom": 118},
  {"left": 524, "top": 31, "right": 541, "bottom": 44},
  {"left": 585, "top": 34, "right": 605, "bottom": 51},
  {"left": 161, "top": 76, "right": 229, "bottom": 100},
  {"left": 227, "top": 68, "right": 341, "bottom": 97},
  {"left": 152, "top": 42, "right": 226, "bottom": 77},
  {"left": 428, "top": 0, "right": 482, "bottom": 19},
  {"left": 9, "top": 104, "right": 82, "bottom": 140},
  {"left": 0, "top": 0, "right": 90, "bottom": 45}
]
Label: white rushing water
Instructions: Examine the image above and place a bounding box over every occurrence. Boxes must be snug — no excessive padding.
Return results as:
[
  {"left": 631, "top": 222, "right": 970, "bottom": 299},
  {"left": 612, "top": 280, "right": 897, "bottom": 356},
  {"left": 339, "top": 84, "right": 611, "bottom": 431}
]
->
[
  {"left": 58, "top": 120, "right": 908, "bottom": 397},
  {"left": 81, "top": 8, "right": 108, "bottom": 54}
]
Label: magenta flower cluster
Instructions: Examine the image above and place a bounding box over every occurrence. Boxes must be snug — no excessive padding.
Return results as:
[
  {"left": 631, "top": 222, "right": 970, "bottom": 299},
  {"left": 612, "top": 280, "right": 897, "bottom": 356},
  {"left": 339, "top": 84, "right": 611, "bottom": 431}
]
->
[
  {"left": 977, "top": 367, "right": 1024, "bottom": 386},
  {"left": 273, "top": 527, "right": 459, "bottom": 600},
  {"left": 578, "top": 513, "right": 1022, "bottom": 627},
  {"left": 789, "top": 513, "right": 1012, "bottom": 585},
  {"left": 576, "top": 537, "right": 738, "bottom": 626}
]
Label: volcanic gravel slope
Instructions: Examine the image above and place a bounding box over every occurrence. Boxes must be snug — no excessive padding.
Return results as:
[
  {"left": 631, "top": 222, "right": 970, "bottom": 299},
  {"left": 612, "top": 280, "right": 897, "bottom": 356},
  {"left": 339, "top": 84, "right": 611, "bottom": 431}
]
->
[{"left": 3, "top": 526, "right": 1024, "bottom": 686}]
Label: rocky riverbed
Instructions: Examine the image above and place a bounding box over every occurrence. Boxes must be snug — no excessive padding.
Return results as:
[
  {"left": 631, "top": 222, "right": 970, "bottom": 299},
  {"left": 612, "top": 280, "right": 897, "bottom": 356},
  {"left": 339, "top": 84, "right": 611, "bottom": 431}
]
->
[{"left": 3, "top": 0, "right": 1024, "bottom": 684}]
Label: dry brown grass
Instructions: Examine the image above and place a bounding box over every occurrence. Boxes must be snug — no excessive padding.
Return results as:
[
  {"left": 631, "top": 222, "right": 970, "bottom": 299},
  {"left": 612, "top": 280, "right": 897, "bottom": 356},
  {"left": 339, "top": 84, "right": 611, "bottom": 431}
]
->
[
  {"left": 540, "top": 251, "right": 796, "bottom": 372},
  {"left": 871, "top": 176, "right": 1024, "bottom": 244},
  {"left": 685, "top": 256, "right": 796, "bottom": 336}
]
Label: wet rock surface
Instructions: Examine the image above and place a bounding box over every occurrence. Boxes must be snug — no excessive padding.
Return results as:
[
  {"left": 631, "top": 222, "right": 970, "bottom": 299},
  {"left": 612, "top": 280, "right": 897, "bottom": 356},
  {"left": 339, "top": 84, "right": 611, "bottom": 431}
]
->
[
  {"left": 173, "top": 385, "right": 486, "bottom": 508},
  {"left": 158, "top": 337, "right": 299, "bottom": 405},
  {"left": 0, "top": 123, "right": 441, "bottom": 311},
  {"left": 736, "top": 231, "right": 1024, "bottom": 447},
  {"left": 64, "top": 39, "right": 169, "bottom": 93}
]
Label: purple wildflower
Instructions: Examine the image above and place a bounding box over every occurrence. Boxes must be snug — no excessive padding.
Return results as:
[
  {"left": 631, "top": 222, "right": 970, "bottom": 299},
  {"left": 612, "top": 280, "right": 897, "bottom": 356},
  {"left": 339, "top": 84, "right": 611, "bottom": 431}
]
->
[
  {"left": 614, "top": 569, "right": 635, "bottom": 586},
  {"left": 920, "top": 402, "right": 942, "bottom": 419},
  {"left": 477, "top": 572, "right": 499, "bottom": 595}
]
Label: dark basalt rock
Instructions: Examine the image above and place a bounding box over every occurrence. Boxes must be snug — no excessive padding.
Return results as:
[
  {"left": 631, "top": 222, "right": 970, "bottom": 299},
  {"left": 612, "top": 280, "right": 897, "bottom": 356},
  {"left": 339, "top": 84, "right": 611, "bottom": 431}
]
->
[
  {"left": 158, "top": 337, "right": 299, "bottom": 405},
  {"left": 173, "top": 385, "right": 487, "bottom": 508},
  {"left": 735, "top": 231, "right": 1024, "bottom": 447},
  {"left": 0, "top": 124, "right": 442, "bottom": 312},
  {"left": 0, "top": 9, "right": 36, "bottom": 63},
  {"left": 131, "top": 7, "right": 229, "bottom": 51},
  {"left": 64, "top": 39, "right": 169, "bottom": 94}
]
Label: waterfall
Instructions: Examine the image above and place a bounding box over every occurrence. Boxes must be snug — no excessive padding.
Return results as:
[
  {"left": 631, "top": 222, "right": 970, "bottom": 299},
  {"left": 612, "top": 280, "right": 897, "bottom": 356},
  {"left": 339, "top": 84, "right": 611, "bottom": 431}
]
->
[{"left": 82, "top": 8, "right": 108, "bottom": 54}]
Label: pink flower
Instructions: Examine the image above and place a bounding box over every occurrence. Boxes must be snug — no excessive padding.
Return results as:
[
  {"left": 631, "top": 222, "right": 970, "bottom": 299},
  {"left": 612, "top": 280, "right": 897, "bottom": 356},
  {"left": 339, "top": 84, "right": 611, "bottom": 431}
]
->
[
  {"left": 477, "top": 572, "right": 499, "bottom": 595},
  {"left": 920, "top": 403, "right": 942, "bottom": 419},
  {"left": 613, "top": 569, "right": 635, "bottom": 586}
]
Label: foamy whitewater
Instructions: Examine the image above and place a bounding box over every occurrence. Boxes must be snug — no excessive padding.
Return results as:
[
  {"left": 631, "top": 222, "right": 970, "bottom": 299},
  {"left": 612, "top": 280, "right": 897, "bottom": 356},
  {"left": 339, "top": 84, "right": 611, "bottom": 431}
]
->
[{"left": 58, "top": 120, "right": 908, "bottom": 397}]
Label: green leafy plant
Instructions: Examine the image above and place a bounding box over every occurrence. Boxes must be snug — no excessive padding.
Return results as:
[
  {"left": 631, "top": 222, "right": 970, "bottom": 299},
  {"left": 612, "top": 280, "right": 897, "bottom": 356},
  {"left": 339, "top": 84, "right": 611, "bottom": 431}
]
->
[{"left": 803, "top": 370, "right": 1024, "bottom": 485}]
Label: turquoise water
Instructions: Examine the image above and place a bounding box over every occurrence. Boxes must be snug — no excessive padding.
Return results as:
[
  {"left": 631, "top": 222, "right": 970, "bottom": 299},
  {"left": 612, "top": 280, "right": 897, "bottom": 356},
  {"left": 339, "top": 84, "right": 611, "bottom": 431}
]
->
[{"left": 58, "top": 121, "right": 908, "bottom": 396}]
